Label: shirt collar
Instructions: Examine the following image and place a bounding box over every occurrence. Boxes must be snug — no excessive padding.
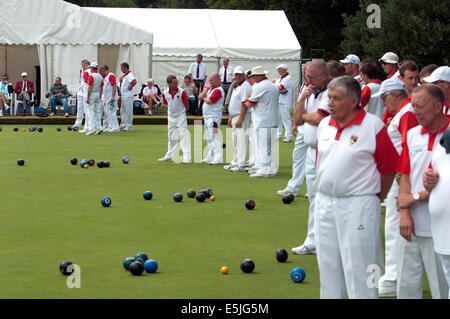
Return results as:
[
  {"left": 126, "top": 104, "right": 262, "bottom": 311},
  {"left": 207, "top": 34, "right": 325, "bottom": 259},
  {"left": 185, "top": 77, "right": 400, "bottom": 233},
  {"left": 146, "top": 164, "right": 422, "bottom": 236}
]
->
[
  {"left": 329, "top": 108, "right": 366, "bottom": 130},
  {"left": 313, "top": 87, "right": 327, "bottom": 98},
  {"left": 420, "top": 119, "right": 450, "bottom": 135}
]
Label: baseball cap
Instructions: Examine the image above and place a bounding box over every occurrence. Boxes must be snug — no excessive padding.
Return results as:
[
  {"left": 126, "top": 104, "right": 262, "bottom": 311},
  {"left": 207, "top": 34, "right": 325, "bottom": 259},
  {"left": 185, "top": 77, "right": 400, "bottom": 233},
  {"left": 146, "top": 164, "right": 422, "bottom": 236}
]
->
[
  {"left": 423, "top": 66, "right": 450, "bottom": 83},
  {"left": 90, "top": 62, "right": 99, "bottom": 69},
  {"left": 371, "top": 77, "right": 405, "bottom": 97},
  {"left": 379, "top": 52, "right": 399, "bottom": 64},
  {"left": 234, "top": 66, "right": 245, "bottom": 74},
  {"left": 276, "top": 64, "right": 289, "bottom": 70},
  {"left": 340, "top": 54, "right": 360, "bottom": 65},
  {"left": 21, "top": 72, "right": 28, "bottom": 77}
]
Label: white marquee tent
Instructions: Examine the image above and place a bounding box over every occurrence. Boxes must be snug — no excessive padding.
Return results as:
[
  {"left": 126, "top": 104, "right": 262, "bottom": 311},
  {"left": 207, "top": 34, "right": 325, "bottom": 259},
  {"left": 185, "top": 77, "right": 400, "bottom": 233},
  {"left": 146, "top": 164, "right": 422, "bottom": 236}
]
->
[
  {"left": 87, "top": 8, "right": 302, "bottom": 101},
  {"left": 0, "top": 0, "right": 153, "bottom": 105}
]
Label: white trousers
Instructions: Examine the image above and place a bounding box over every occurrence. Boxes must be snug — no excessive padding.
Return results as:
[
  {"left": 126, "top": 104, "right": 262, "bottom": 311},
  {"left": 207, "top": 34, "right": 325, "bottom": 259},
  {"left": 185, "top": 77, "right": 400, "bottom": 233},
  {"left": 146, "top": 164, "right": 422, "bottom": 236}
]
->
[
  {"left": 204, "top": 117, "right": 223, "bottom": 162},
  {"left": 165, "top": 113, "right": 191, "bottom": 161},
  {"left": 286, "top": 127, "right": 307, "bottom": 194},
  {"left": 254, "top": 127, "right": 277, "bottom": 175},
  {"left": 378, "top": 181, "right": 400, "bottom": 286},
  {"left": 74, "top": 93, "right": 85, "bottom": 128},
  {"left": 230, "top": 114, "right": 251, "bottom": 167},
  {"left": 248, "top": 122, "right": 256, "bottom": 166},
  {"left": 397, "top": 236, "right": 448, "bottom": 299},
  {"left": 86, "top": 92, "right": 102, "bottom": 132},
  {"left": 303, "top": 146, "right": 317, "bottom": 247},
  {"left": 103, "top": 99, "right": 119, "bottom": 132},
  {"left": 438, "top": 254, "right": 450, "bottom": 299},
  {"left": 315, "top": 192, "right": 382, "bottom": 299},
  {"left": 120, "top": 96, "right": 134, "bottom": 130},
  {"left": 276, "top": 102, "right": 292, "bottom": 140}
]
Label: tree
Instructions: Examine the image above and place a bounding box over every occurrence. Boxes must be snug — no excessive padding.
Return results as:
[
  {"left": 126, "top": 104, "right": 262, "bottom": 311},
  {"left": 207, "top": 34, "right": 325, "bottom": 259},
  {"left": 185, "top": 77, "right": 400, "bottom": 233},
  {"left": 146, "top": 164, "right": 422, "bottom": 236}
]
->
[{"left": 341, "top": 0, "right": 450, "bottom": 67}]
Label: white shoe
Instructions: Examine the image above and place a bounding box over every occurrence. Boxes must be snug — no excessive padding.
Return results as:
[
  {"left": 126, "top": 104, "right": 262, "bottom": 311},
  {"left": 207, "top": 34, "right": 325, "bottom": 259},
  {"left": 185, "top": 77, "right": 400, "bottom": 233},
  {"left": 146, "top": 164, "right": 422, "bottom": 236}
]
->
[
  {"left": 223, "top": 164, "right": 236, "bottom": 170},
  {"left": 381, "top": 200, "right": 387, "bottom": 208},
  {"left": 158, "top": 156, "right": 173, "bottom": 162},
  {"left": 182, "top": 159, "right": 191, "bottom": 164},
  {"left": 247, "top": 168, "right": 258, "bottom": 175},
  {"left": 0, "top": 111, "right": 3, "bottom": 116},
  {"left": 50, "top": 112, "right": 55, "bottom": 116},
  {"left": 277, "top": 188, "right": 299, "bottom": 197},
  {"left": 250, "top": 173, "right": 269, "bottom": 178},
  {"left": 201, "top": 158, "right": 213, "bottom": 164},
  {"left": 304, "top": 193, "right": 309, "bottom": 198},
  {"left": 64, "top": 113, "right": 69, "bottom": 117},
  {"left": 79, "top": 128, "right": 87, "bottom": 133},
  {"left": 291, "top": 245, "right": 316, "bottom": 255},
  {"left": 102, "top": 128, "right": 111, "bottom": 132},
  {"left": 378, "top": 281, "right": 397, "bottom": 298},
  {"left": 209, "top": 160, "right": 223, "bottom": 165},
  {"left": 269, "top": 172, "right": 278, "bottom": 176},
  {"left": 231, "top": 166, "right": 246, "bottom": 172},
  {"left": 283, "top": 138, "right": 292, "bottom": 143},
  {"left": 95, "top": 129, "right": 103, "bottom": 135},
  {"left": 85, "top": 129, "right": 96, "bottom": 135}
]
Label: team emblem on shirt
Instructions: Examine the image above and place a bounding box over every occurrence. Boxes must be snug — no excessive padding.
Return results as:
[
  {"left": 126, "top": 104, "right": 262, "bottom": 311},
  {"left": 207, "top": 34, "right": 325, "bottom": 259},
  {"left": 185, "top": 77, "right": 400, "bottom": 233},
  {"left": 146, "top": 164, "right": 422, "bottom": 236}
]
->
[{"left": 350, "top": 135, "right": 358, "bottom": 145}]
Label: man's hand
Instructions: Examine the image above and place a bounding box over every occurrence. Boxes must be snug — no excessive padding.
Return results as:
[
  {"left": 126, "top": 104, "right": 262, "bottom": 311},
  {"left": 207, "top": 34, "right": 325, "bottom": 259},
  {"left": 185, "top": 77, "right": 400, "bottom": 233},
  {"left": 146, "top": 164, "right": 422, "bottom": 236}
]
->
[
  {"left": 236, "top": 117, "right": 243, "bottom": 128},
  {"left": 292, "top": 125, "right": 298, "bottom": 137},
  {"left": 396, "top": 193, "right": 416, "bottom": 210},
  {"left": 110, "top": 98, "right": 115, "bottom": 103},
  {"left": 86, "top": 97, "right": 90, "bottom": 105},
  {"left": 300, "top": 86, "right": 314, "bottom": 101},
  {"left": 399, "top": 209, "right": 415, "bottom": 242},
  {"left": 423, "top": 168, "right": 439, "bottom": 192},
  {"left": 228, "top": 117, "right": 232, "bottom": 128}
]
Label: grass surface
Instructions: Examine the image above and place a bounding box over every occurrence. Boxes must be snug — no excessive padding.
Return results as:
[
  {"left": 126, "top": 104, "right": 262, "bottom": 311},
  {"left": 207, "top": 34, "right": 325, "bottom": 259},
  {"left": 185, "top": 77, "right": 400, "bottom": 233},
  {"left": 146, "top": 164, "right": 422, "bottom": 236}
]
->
[{"left": 0, "top": 125, "right": 431, "bottom": 299}]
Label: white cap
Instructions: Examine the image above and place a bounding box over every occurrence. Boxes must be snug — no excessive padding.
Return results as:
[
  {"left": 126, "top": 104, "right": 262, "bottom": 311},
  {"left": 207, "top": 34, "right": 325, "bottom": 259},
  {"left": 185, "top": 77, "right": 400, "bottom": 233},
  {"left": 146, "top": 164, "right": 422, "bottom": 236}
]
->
[
  {"left": 340, "top": 54, "right": 360, "bottom": 65},
  {"left": 276, "top": 63, "right": 289, "bottom": 70},
  {"left": 371, "top": 78, "right": 406, "bottom": 97},
  {"left": 234, "top": 66, "right": 245, "bottom": 74},
  {"left": 90, "top": 62, "right": 99, "bottom": 69},
  {"left": 378, "top": 52, "right": 399, "bottom": 64},
  {"left": 147, "top": 78, "right": 154, "bottom": 83},
  {"left": 423, "top": 66, "right": 450, "bottom": 83},
  {"left": 249, "top": 66, "right": 268, "bottom": 76},
  {"left": 21, "top": 72, "right": 28, "bottom": 77}
]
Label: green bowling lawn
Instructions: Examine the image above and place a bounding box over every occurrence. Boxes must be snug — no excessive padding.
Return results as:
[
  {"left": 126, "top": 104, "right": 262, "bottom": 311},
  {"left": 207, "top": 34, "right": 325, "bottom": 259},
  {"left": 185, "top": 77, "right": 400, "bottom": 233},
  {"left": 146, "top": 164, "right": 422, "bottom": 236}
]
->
[{"left": 0, "top": 124, "right": 431, "bottom": 298}]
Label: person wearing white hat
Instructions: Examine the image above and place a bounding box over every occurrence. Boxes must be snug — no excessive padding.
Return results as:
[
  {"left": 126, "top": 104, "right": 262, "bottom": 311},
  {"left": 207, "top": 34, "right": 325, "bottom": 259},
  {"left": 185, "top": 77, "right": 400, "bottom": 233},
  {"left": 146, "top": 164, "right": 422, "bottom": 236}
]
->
[
  {"left": 395, "top": 84, "right": 449, "bottom": 299},
  {"left": 85, "top": 62, "right": 104, "bottom": 135},
  {"left": 75, "top": 59, "right": 91, "bottom": 132},
  {"left": 274, "top": 64, "right": 293, "bottom": 142},
  {"left": 379, "top": 52, "right": 400, "bottom": 80},
  {"left": 340, "top": 54, "right": 364, "bottom": 86},
  {"left": 14, "top": 72, "right": 34, "bottom": 116},
  {"left": 244, "top": 66, "right": 279, "bottom": 178},
  {"left": 223, "top": 66, "right": 252, "bottom": 172},
  {"left": 424, "top": 66, "right": 450, "bottom": 119}
]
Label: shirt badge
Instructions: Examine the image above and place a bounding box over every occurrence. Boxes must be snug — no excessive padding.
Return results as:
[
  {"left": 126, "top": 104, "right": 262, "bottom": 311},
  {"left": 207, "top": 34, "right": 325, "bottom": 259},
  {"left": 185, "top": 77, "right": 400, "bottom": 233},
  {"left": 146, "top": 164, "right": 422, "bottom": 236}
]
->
[{"left": 350, "top": 135, "right": 358, "bottom": 145}]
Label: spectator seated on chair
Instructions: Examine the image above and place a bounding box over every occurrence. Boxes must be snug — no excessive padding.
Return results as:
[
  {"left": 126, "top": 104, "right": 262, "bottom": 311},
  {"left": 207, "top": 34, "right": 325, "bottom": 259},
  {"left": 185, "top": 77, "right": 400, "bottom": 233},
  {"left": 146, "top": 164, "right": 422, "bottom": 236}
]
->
[
  {"left": 0, "top": 74, "right": 14, "bottom": 116},
  {"left": 48, "top": 77, "right": 71, "bottom": 117},
  {"left": 182, "top": 75, "right": 198, "bottom": 115},
  {"left": 15, "top": 72, "right": 34, "bottom": 116},
  {"left": 141, "top": 79, "right": 161, "bottom": 115}
]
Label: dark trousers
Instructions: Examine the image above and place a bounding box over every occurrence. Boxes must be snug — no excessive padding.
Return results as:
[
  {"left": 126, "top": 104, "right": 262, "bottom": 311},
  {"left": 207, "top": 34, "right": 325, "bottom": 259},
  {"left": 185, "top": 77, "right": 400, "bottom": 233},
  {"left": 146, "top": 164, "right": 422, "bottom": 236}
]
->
[{"left": 193, "top": 79, "right": 205, "bottom": 113}]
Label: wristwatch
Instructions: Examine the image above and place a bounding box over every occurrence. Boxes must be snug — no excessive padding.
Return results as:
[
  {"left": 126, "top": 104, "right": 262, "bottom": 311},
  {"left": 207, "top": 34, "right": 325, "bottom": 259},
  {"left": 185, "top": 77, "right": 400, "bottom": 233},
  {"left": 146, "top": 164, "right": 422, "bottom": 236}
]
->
[{"left": 413, "top": 192, "right": 420, "bottom": 202}]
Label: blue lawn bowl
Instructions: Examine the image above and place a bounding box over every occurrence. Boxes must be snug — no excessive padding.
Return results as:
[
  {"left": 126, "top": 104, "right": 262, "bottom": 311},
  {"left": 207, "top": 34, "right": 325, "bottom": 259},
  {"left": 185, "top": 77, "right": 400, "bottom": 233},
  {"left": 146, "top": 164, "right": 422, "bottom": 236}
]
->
[
  {"left": 144, "top": 260, "right": 158, "bottom": 273},
  {"left": 79, "top": 160, "right": 88, "bottom": 168},
  {"left": 17, "top": 159, "right": 25, "bottom": 166},
  {"left": 135, "top": 252, "right": 149, "bottom": 263},
  {"left": 122, "top": 156, "right": 129, "bottom": 164},
  {"left": 291, "top": 267, "right": 306, "bottom": 283},
  {"left": 173, "top": 193, "right": 183, "bottom": 202},
  {"left": 123, "top": 257, "right": 136, "bottom": 271},
  {"left": 143, "top": 191, "right": 153, "bottom": 200},
  {"left": 101, "top": 197, "right": 112, "bottom": 207},
  {"left": 56, "top": 126, "right": 62, "bottom": 132}
]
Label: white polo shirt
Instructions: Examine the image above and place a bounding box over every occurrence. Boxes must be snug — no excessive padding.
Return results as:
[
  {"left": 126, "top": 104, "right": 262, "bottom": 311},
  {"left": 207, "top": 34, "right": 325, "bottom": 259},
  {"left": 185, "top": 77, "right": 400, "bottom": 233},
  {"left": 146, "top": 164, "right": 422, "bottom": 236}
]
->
[
  {"left": 361, "top": 80, "right": 383, "bottom": 120},
  {"left": 188, "top": 62, "right": 208, "bottom": 81},
  {"left": 303, "top": 88, "right": 330, "bottom": 148},
  {"left": 429, "top": 143, "right": 450, "bottom": 254},
  {"left": 162, "top": 86, "right": 188, "bottom": 117},
  {"left": 354, "top": 73, "right": 365, "bottom": 87},
  {"left": 396, "top": 121, "right": 450, "bottom": 237},
  {"left": 316, "top": 109, "right": 398, "bottom": 197},
  {"left": 387, "top": 98, "right": 419, "bottom": 155},
  {"left": 274, "top": 73, "right": 293, "bottom": 107},
  {"left": 81, "top": 68, "right": 92, "bottom": 97},
  {"left": 203, "top": 85, "right": 224, "bottom": 119},
  {"left": 247, "top": 78, "right": 279, "bottom": 128},
  {"left": 88, "top": 71, "right": 103, "bottom": 93},
  {"left": 219, "top": 65, "right": 234, "bottom": 84},
  {"left": 101, "top": 72, "right": 118, "bottom": 101},
  {"left": 228, "top": 81, "right": 252, "bottom": 118},
  {"left": 121, "top": 71, "right": 136, "bottom": 98}
]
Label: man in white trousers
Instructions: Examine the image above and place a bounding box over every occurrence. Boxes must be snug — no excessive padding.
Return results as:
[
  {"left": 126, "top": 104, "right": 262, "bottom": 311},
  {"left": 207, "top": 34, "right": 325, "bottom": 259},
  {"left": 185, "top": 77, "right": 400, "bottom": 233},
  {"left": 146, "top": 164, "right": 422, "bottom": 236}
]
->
[
  {"left": 85, "top": 62, "right": 103, "bottom": 135},
  {"left": 199, "top": 72, "right": 225, "bottom": 165},
  {"left": 223, "top": 66, "right": 252, "bottom": 172},
  {"left": 395, "top": 84, "right": 449, "bottom": 299},
  {"left": 244, "top": 66, "right": 279, "bottom": 178},
  {"left": 274, "top": 64, "right": 293, "bottom": 142},
  {"left": 77, "top": 60, "right": 91, "bottom": 133},
  {"left": 120, "top": 62, "right": 137, "bottom": 131},
  {"left": 315, "top": 75, "right": 398, "bottom": 299},
  {"left": 292, "top": 60, "right": 331, "bottom": 255},
  {"left": 423, "top": 125, "right": 450, "bottom": 299},
  {"left": 158, "top": 75, "right": 191, "bottom": 164},
  {"left": 99, "top": 65, "right": 120, "bottom": 133}
]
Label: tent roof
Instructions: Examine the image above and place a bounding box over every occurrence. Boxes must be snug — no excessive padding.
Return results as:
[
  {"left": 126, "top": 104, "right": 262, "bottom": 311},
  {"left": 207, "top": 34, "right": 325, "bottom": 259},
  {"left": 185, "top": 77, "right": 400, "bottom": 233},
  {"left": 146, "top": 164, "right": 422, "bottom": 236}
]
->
[
  {"left": 0, "top": 0, "right": 153, "bottom": 45},
  {"left": 87, "top": 8, "right": 301, "bottom": 60}
]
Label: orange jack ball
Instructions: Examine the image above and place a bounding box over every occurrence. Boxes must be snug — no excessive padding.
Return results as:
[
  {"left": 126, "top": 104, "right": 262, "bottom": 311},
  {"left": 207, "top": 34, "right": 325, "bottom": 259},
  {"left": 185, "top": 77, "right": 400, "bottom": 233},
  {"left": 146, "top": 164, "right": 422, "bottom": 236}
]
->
[
  {"left": 221, "top": 266, "right": 228, "bottom": 274},
  {"left": 210, "top": 195, "right": 215, "bottom": 201},
  {"left": 84, "top": 164, "right": 88, "bottom": 168}
]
